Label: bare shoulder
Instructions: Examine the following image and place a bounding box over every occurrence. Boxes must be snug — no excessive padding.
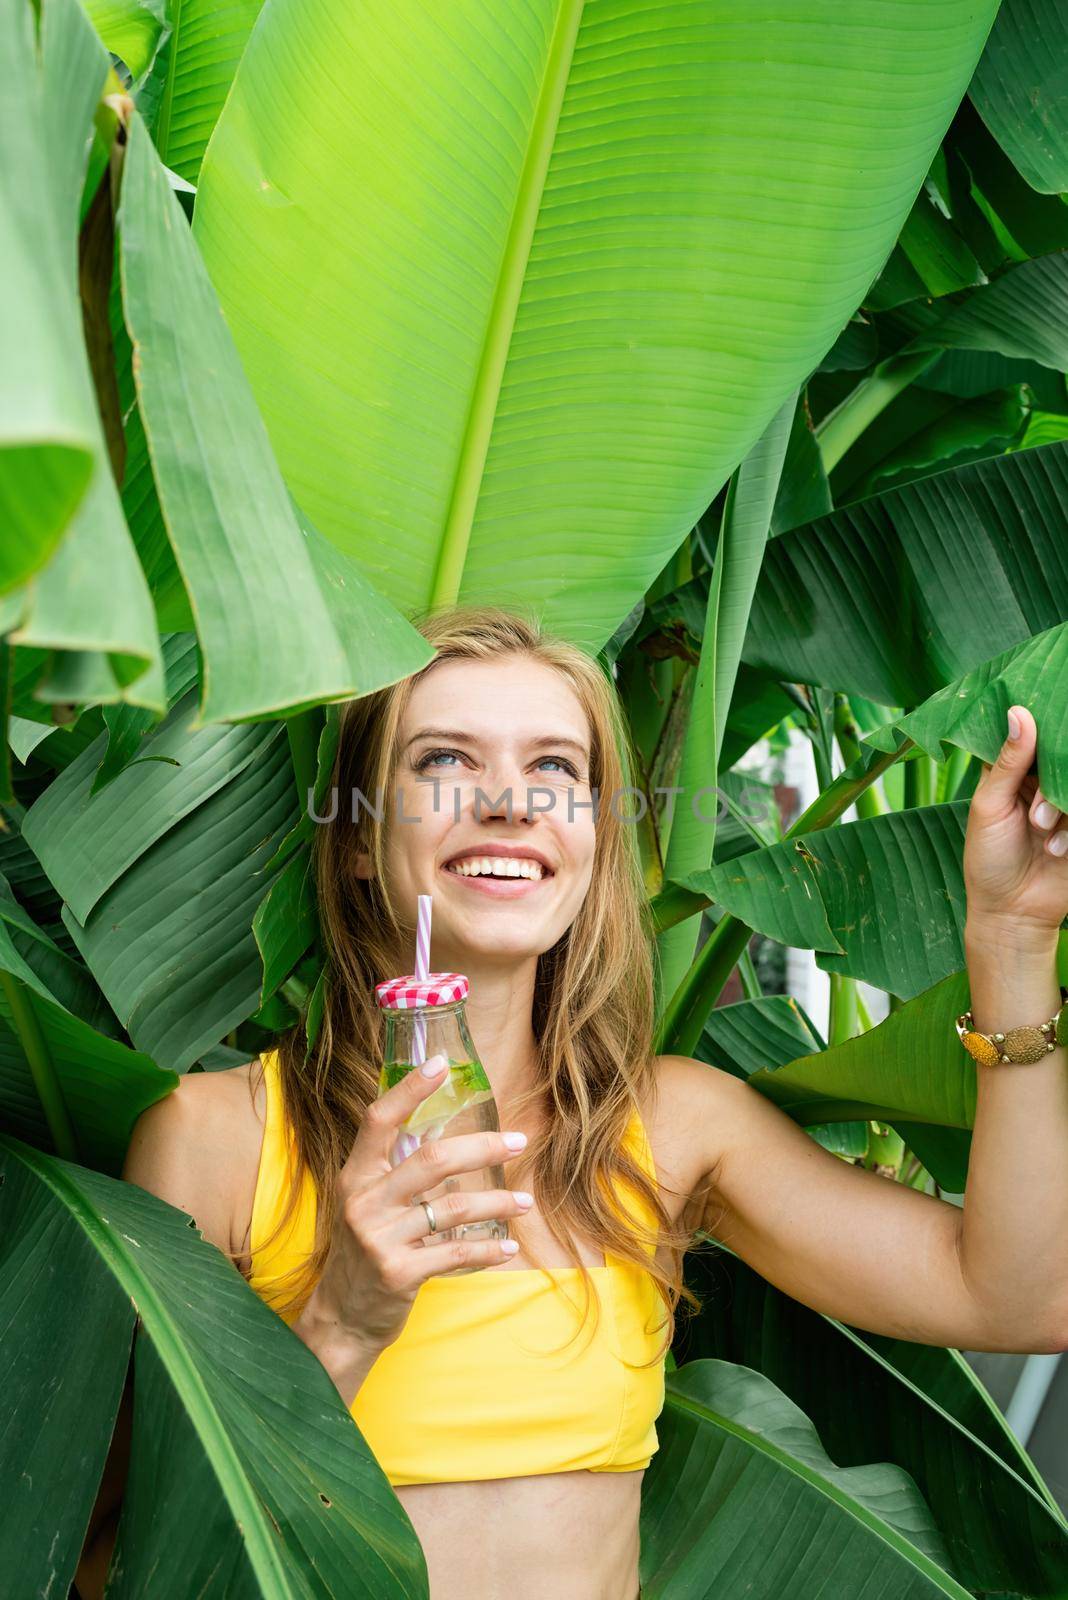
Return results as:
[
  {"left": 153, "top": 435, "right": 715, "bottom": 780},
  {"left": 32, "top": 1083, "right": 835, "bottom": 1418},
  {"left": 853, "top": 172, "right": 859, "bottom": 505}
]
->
[
  {"left": 646, "top": 1053, "right": 753, "bottom": 1199},
  {"left": 122, "top": 1060, "right": 267, "bottom": 1266}
]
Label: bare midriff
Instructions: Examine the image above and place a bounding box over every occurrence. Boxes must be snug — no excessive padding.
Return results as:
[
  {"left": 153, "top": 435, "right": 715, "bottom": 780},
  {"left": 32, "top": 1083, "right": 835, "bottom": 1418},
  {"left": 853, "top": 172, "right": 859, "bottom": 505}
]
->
[{"left": 394, "top": 1465, "right": 644, "bottom": 1600}]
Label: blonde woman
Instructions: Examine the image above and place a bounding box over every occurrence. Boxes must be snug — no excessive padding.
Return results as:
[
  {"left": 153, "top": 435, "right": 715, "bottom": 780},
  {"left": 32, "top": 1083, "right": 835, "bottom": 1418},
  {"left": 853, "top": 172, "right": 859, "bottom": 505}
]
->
[{"left": 81, "top": 605, "right": 1068, "bottom": 1600}]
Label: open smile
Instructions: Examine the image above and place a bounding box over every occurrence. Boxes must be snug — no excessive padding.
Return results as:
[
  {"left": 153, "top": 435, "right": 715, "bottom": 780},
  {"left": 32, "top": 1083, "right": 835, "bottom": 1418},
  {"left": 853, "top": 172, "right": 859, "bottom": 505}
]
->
[{"left": 440, "top": 861, "right": 553, "bottom": 897}]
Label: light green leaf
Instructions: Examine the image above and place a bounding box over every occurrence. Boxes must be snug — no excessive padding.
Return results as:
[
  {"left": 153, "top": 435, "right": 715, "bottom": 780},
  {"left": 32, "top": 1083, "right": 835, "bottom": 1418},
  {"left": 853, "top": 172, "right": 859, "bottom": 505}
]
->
[
  {"left": 195, "top": 0, "right": 999, "bottom": 654},
  {"left": 81, "top": 0, "right": 165, "bottom": 78},
  {"left": 0, "top": 0, "right": 96, "bottom": 584},
  {"left": 117, "top": 112, "right": 434, "bottom": 725},
  {"left": 0, "top": 0, "right": 164, "bottom": 711}
]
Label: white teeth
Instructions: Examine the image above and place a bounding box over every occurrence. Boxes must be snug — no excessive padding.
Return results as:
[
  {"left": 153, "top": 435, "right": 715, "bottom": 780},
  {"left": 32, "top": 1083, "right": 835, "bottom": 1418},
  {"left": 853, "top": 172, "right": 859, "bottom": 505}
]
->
[{"left": 446, "top": 856, "right": 545, "bottom": 880}]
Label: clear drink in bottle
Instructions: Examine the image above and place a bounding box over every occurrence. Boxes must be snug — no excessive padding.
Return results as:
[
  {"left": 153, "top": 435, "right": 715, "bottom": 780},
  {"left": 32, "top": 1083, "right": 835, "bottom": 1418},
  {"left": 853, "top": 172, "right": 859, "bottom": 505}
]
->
[{"left": 373, "top": 972, "right": 508, "bottom": 1273}]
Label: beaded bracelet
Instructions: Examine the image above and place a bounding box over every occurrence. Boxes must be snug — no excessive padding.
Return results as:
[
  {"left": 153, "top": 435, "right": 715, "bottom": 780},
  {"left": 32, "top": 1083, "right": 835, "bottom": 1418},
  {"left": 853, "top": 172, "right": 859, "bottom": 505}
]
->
[{"left": 956, "top": 985, "right": 1068, "bottom": 1066}]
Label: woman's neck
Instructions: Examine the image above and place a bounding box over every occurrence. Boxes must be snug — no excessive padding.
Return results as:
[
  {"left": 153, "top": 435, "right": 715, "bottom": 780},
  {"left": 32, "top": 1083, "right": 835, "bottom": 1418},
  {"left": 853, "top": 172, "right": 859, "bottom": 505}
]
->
[{"left": 434, "top": 953, "right": 542, "bottom": 1109}]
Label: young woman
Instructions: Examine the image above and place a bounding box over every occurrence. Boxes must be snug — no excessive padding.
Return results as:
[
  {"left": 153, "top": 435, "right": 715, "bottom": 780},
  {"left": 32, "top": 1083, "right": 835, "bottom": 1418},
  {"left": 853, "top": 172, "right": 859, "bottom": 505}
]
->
[{"left": 81, "top": 605, "right": 1068, "bottom": 1600}]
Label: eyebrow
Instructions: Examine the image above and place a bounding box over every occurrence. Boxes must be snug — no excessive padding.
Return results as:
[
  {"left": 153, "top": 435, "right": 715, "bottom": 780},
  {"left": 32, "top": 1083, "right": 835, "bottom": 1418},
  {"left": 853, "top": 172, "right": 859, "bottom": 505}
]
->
[{"left": 404, "top": 727, "right": 590, "bottom": 761}]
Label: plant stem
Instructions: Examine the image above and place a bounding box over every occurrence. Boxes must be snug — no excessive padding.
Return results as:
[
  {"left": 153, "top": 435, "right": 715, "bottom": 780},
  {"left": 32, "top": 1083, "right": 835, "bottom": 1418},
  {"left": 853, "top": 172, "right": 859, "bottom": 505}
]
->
[
  {"left": 0, "top": 971, "right": 79, "bottom": 1161},
  {"left": 737, "top": 944, "right": 762, "bottom": 1000},
  {"left": 940, "top": 744, "right": 974, "bottom": 803},
  {"left": 828, "top": 973, "right": 858, "bottom": 1047},
  {"left": 817, "top": 347, "right": 939, "bottom": 472},
  {"left": 904, "top": 751, "right": 935, "bottom": 809},
  {"left": 834, "top": 694, "right": 884, "bottom": 818}
]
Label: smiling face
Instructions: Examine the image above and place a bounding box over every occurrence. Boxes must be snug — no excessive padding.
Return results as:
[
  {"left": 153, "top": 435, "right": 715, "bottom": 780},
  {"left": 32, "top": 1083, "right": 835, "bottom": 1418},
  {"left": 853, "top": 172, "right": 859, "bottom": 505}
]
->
[{"left": 359, "top": 654, "right": 599, "bottom": 970}]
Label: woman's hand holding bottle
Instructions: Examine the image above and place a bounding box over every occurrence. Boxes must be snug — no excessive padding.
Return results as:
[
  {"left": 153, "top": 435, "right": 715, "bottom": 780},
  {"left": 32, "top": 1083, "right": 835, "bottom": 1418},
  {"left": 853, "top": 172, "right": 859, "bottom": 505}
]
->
[{"left": 291, "top": 1054, "right": 534, "bottom": 1406}]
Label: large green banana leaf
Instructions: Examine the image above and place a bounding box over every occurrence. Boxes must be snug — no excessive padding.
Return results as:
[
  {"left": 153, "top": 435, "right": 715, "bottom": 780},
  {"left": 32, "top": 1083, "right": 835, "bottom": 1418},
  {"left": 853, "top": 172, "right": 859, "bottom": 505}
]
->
[
  {"left": 686, "top": 802, "right": 970, "bottom": 998},
  {"left": 0, "top": 0, "right": 94, "bottom": 586},
  {"left": 969, "top": 0, "right": 1068, "bottom": 194},
  {"left": 640, "top": 1360, "right": 971, "bottom": 1598},
  {"left": 864, "top": 623, "right": 1068, "bottom": 811},
  {"left": 194, "top": 0, "right": 999, "bottom": 654},
  {"left": 740, "top": 974, "right": 975, "bottom": 1129},
  {"left": 56, "top": 723, "right": 299, "bottom": 1071},
  {"left": 908, "top": 249, "right": 1068, "bottom": 368},
  {"left": 0, "top": 0, "right": 164, "bottom": 709},
  {"left": 676, "top": 1249, "right": 1068, "bottom": 1593},
  {"left": 695, "top": 981, "right": 976, "bottom": 1191},
  {"left": 118, "top": 111, "right": 433, "bottom": 723},
  {"left": 743, "top": 441, "right": 1068, "bottom": 709},
  {"left": 23, "top": 686, "right": 268, "bottom": 923},
  {"left": 0, "top": 967, "right": 171, "bottom": 1170},
  {"left": 0, "top": 1137, "right": 427, "bottom": 1598}
]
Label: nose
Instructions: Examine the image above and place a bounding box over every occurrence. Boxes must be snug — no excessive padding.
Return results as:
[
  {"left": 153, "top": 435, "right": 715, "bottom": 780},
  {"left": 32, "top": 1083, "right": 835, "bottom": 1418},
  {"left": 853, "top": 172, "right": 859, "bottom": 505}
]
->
[{"left": 466, "top": 755, "right": 546, "bottom": 825}]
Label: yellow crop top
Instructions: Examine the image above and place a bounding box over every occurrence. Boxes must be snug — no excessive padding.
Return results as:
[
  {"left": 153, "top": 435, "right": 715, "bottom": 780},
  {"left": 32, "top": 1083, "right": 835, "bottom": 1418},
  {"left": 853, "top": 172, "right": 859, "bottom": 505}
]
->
[{"left": 247, "top": 1049, "right": 667, "bottom": 1486}]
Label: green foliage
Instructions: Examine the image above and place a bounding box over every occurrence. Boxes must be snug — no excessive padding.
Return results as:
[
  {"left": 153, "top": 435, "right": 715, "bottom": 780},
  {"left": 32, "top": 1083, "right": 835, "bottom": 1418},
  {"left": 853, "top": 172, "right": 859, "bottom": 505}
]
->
[{"left": 3, "top": 0, "right": 1068, "bottom": 1593}]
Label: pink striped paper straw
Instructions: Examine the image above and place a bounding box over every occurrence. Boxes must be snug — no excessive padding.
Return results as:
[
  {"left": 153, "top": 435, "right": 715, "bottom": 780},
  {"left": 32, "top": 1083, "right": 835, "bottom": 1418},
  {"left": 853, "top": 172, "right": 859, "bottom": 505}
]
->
[{"left": 411, "top": 893, "right": 432, "bottom": 1065}]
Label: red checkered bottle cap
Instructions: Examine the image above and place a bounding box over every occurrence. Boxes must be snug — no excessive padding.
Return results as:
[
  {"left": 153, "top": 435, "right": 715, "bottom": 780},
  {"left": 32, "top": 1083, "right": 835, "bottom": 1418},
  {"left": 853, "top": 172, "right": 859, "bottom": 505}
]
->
[{"left": 374, "top": 973, "right": 469, "bottom": 1010}]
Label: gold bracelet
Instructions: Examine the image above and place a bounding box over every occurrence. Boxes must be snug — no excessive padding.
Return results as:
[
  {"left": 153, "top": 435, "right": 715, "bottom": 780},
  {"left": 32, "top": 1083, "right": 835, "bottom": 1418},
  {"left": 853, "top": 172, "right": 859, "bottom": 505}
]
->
[{"left": 956, "top": 985, "right": 1068, "bottom": 1066}]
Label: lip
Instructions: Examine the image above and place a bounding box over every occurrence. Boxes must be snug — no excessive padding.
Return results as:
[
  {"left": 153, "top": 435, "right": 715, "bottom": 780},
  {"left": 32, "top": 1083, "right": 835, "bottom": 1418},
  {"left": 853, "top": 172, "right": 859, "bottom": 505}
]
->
[{"left": 439, "top": 862, "right": 552, "bottom": 897}]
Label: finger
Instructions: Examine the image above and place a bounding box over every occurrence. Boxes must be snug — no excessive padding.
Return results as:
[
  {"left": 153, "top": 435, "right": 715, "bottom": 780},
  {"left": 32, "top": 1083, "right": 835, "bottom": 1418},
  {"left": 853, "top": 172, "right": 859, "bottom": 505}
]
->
[
  {"left": 1045, "top": 817, "right": 1068, "bottom": 859},
  {"left": 973, "top": 705, "right": 1036, "bottom": 813},
  {"left": 399, "top": 1185, "right": 534, "bottom": 1249},
  {"left": 387, "top": 1128, "right": 528, "bottom": 1206},
  {"left": 411, "top": 1234, "right": 524, "bottom": 1283},
  {"left": 342, "top": 1053, "right": 449, "bottom": 1175},
  {"left": 1029, "top": 785, "right": 1062, "bottom": 825}
]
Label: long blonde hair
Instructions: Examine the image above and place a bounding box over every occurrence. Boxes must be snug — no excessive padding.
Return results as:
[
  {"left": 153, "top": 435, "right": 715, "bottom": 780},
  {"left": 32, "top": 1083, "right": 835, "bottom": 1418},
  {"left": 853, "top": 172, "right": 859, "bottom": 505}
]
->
[{"left": 245, "top": 603, "right": 713, "bottom": 1363}]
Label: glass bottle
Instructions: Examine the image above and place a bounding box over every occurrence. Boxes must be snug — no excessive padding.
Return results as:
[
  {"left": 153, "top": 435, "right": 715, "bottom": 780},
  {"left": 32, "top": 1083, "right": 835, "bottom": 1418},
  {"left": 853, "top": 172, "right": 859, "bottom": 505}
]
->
[{"left": 374, "top": 972, "right": 508, "bottom": 1271}]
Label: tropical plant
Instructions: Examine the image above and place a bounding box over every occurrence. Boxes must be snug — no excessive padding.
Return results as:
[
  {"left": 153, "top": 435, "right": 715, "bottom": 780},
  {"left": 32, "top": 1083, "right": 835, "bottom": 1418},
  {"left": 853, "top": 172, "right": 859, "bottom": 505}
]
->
[{"left": 2, "top": 0, "right": 1067, "bottom": 1594}]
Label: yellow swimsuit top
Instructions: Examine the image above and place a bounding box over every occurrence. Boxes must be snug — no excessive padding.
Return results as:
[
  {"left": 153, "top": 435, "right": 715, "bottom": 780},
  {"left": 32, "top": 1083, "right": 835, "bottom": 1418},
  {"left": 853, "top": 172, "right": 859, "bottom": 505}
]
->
[{"left": 247, "top": 1050, "right": 667, "bottom": 1487}]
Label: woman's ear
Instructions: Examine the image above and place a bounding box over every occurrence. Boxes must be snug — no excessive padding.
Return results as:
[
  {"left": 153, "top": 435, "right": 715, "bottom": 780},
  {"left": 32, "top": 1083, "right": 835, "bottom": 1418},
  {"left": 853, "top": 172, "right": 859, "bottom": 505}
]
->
[{"left": 352, "top": 848, "right": 374, "bottom": 880}]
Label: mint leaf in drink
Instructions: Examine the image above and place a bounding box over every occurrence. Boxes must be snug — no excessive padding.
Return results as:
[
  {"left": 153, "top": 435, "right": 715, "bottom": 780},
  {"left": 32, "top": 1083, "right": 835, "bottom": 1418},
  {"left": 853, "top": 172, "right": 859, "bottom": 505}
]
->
[
  {"left": 455, "top": 1059, "right": 491, "bottom": 1093},
  {"left": 380, "top": 1061, "right": 414, "bottom": 1092}
]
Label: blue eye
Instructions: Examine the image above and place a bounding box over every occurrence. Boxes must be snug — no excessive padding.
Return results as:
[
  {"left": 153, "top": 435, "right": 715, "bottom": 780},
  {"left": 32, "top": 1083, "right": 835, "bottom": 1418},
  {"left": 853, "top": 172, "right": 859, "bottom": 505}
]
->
[
  {"left": 414, "top": 747, "right": 580, "bottom": 778},
  {"left": 414, "top": 748, "right": 461, "bottom": 770}
]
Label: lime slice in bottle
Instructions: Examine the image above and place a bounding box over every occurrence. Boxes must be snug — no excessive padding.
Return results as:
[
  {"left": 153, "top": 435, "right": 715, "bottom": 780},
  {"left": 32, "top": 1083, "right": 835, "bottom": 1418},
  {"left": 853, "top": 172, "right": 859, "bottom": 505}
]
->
[{"left": 402, "top": 1060, "right": 495, "bottom": 1140}]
